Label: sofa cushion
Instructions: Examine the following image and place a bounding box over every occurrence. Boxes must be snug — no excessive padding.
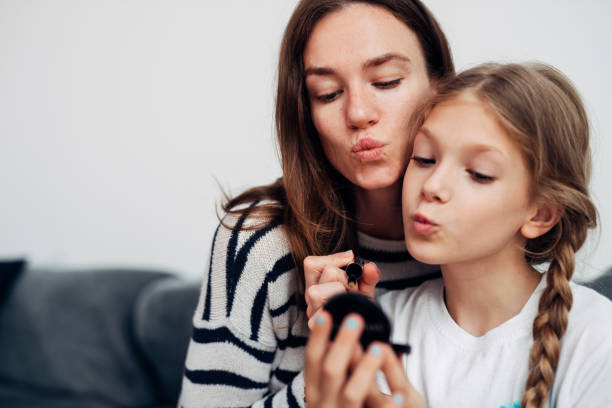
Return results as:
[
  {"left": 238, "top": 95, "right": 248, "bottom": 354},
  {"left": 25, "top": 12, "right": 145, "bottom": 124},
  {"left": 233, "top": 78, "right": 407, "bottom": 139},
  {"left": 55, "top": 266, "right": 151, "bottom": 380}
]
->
[
  {"left": 0, "top": 259, "right": 25, "bottom": 303},
  {"left": 134, "top": 277, "right": 200, "bottom": 404},
  {"left": 0, "top": 267, "right": 172, "bottom": 408},
  {"left": 583, "top": 268, "right": 612, "bottom": 301}
]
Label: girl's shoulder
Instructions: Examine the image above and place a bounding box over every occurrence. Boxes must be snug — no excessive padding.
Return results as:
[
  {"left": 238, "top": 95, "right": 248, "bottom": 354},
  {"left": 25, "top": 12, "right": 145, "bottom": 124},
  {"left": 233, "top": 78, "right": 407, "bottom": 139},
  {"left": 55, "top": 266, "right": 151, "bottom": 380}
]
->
[
  {"left": 550, "top": 282, "right": 612, "bottom": 406},
  {"left": 377, "top": 278, "right": 443, "bottom": 321},
  {"left": 570, "top": 282, "right": 612, "bottom": 317},
  {"left": 568, "top": 281, "right": 612, "bottom": 333}
]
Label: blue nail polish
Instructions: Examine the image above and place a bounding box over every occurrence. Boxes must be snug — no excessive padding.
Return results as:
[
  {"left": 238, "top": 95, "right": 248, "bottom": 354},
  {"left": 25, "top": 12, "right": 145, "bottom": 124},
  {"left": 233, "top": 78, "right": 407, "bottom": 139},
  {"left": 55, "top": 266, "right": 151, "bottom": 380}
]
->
[
  {"left": 393, "top": 393, "right": 404, "bottom": 405},
  {"left": 370, "top": 345, "right": 381, "bottom": 356},
  {"left": 345, "top": 317, "right": 359, "bottom": 330},
  {"left": 315, "top": 315, "right": 325, "bottom": 325}
]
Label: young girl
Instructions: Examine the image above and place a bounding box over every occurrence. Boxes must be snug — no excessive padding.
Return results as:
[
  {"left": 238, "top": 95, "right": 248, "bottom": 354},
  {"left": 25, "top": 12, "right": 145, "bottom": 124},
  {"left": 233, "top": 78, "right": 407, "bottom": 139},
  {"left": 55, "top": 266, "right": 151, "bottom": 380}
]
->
[{"left": 305, "top": 63, "right": 612, "bottom": 407}]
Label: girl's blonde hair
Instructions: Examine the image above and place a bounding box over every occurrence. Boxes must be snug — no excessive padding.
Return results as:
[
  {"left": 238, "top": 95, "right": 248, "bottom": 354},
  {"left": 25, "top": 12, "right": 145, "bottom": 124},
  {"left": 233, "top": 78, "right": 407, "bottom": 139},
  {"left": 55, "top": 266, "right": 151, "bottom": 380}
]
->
[{"left": 409, "top": 63, "right": 597, "bottom": 408}]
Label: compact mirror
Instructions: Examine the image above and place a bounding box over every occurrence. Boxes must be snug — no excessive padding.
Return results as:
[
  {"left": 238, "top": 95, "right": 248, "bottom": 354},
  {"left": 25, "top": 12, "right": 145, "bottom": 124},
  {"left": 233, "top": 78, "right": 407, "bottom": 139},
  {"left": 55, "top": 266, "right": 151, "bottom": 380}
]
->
[{"left": 323, "top": 292, "right": 411, "bottom": 354}]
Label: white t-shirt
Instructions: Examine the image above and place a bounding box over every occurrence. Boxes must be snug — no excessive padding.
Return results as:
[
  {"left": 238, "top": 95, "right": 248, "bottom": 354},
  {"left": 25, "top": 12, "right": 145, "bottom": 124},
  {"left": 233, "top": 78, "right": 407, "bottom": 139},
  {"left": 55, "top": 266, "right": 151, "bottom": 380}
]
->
[{"left": 378, "top": 277, "right": 612, "bottom": 407}]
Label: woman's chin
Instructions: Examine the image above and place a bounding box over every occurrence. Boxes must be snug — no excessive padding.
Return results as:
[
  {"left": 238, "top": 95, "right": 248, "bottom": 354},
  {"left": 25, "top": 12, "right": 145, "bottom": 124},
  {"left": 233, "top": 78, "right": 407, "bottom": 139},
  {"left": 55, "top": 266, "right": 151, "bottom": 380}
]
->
[{"left": 351, "top": 172, "right": 402, "bottom": 192}]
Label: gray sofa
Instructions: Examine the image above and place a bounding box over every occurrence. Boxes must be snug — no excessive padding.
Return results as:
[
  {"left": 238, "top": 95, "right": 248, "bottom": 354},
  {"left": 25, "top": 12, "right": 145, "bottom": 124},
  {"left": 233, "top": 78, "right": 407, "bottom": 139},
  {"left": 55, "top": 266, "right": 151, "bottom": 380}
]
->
[
  {"left": 0, "top": 260, "right": 610, "bottom": 408},
  {"left": 0, "top": 262, "right": 200, "bottom": 408}
]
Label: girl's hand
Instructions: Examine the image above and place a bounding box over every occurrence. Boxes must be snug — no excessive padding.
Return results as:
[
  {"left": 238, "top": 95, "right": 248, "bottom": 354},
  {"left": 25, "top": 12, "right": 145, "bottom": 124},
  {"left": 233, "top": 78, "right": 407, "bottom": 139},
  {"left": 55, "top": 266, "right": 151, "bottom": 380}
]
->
[
  {"left": 363, "top": 346, "right": 425, "bottom": 408},
  {"left": 304, "top": 252, "right": 381, "bottom": 328},
  {"left": 305, "top": 311, "right": 425, "bottom": 408}
]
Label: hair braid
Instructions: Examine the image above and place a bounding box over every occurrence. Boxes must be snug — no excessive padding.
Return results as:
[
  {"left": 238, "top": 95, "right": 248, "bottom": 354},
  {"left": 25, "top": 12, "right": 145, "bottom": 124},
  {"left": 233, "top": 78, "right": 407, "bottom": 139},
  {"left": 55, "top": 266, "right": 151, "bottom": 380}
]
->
[{"left": 521, "top": 228, "right": 575, "bottom": 408}]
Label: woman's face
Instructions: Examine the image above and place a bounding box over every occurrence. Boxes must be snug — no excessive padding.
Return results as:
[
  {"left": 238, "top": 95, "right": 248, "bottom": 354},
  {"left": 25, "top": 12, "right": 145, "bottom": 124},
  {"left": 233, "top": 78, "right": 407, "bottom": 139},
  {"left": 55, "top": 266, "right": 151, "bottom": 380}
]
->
[{"left": 303, "top": 3, "right": 432, "bottom": 191}]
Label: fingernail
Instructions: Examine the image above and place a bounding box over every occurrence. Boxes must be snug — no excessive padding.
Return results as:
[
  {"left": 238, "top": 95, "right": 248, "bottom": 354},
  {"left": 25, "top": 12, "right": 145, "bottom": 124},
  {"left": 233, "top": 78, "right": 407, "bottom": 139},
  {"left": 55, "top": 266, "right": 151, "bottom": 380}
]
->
[
  {"left": 345, "top": 317, "right": 359, "bottom": 330},
  {"left": 315, "top": 315, "right": 325, "bottom": 325},
  {"left": 393, "top": 393, "right": 404, "bottom": 405},
  {"left": 369, "top": 344, "right": 381, "bottom": 356}
]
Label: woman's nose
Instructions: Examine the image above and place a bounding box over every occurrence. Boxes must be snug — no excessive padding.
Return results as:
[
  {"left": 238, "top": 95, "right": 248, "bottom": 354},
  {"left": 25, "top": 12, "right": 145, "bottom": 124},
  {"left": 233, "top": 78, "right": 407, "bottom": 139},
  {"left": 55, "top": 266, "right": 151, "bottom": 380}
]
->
[{"left": 346, "top": 87, "right": 379, "bottom": 130}]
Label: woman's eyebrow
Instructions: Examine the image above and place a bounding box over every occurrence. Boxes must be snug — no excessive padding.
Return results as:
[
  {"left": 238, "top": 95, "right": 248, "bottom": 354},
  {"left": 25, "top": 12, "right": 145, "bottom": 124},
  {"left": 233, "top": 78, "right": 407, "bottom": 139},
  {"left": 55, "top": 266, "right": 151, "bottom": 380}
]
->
[
  {"left": 305, "top": 53, "right": 411, "bottom": 78},
  {"left": 304, "top": 66, "right": 335, "bottom": 77},
  {"left": 363, "top": 53, "right": 411, "bottom": 70}
]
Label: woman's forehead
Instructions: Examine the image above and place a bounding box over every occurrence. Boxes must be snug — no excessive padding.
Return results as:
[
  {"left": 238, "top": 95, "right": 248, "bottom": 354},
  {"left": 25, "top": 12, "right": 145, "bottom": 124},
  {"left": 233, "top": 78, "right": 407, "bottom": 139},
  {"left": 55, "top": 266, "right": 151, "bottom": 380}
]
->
[{"left": 303, "top": 3, "right": 424, "bottom": 70}]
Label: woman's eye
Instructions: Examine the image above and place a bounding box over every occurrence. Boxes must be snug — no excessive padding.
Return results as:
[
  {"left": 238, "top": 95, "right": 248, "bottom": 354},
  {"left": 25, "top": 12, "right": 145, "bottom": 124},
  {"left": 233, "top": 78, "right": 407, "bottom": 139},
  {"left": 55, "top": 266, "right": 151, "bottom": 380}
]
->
[
  {"left": 467, "top": 170, "right": 495, "bottom": 183},
  {"left": 316, "top": 90, "right": 343, "bottom": 103},
  {"left": 373, "top": 78, "right": 402, "bottom": 89},
  {"left": 410, "top": 156, "right": 435, "bottom": 167}
]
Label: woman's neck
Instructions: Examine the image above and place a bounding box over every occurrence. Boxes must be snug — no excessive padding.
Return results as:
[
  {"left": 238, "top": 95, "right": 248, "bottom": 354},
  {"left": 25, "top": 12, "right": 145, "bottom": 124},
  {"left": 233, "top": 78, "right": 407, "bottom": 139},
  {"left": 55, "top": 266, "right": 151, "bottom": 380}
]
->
[
  {"left": 441, "top": 249, "right": 542, "bottom": 337},
  {"left": 353, "top": 181, "right": 403, "bottom": 240}
]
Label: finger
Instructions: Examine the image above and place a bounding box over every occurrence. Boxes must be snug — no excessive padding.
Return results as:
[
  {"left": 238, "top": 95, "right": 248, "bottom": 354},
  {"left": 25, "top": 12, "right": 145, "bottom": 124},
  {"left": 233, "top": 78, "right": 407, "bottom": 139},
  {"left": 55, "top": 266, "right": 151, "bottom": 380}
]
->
[
  {"left": 365, "top": 390, "right": 408, "bottom": 408},
  {"left": 305, "top": 281, "right": 346, "bottom": 318},
  {"left": 358, "top": 262, "right": 381, "bottom": 300},
  {"left": 304, "top": 250, "right": 354, "bottom": 288},
  {"left": 365, "top": 382, "right": 389, "bottom": 407},
  {"left": 380, "top": 345, "right": 424, "bottom": 407},
  {"left": 319, "top": 264, "right": 348, "bottom": 286},
  {"left": 320, "top": 314, "right": 364, "bottom": 403},
  {"left": 341, "top": 343, "right": 385, "bottom": 407},
  {"left": 304, "top": 310, "right": 332, "bottom": 406},
  {"left": 348, "top": 342, "right": 364, "bottom": 371},
  {"left": 308, "top": 308, "right": 329, "bottom": 330}
]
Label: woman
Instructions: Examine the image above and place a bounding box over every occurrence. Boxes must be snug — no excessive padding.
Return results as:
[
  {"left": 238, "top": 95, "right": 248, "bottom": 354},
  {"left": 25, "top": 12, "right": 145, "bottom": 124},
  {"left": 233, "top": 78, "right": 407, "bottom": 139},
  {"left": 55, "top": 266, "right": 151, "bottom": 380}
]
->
[{"left": 178, "top": 1, "right": 453, "bottom": 406}]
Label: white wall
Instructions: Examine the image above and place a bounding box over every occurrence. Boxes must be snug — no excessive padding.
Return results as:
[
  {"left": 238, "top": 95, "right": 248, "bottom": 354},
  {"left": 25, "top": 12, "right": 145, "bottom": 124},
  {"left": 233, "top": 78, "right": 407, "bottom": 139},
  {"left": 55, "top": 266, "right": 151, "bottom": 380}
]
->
[{"left": 1, "top": 0, "right": 610, "bottom": 280}]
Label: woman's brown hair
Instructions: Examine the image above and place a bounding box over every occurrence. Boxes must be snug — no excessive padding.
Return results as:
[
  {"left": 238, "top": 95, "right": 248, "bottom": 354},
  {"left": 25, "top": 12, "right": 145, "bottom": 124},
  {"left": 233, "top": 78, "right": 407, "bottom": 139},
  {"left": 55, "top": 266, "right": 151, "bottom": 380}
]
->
[
  {"left": 408, "top": 62, "right": 597, "bottom": 408},
  {"left": 221, "top": 0, "right": 454, "bottom": 289}
]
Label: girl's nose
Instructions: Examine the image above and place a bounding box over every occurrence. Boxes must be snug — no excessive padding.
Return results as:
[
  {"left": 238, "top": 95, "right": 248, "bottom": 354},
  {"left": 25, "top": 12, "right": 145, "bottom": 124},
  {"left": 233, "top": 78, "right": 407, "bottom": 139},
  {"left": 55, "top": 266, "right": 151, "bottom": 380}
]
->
[{"left": 422, "top": 166, "right": 451, "bottom": 203}]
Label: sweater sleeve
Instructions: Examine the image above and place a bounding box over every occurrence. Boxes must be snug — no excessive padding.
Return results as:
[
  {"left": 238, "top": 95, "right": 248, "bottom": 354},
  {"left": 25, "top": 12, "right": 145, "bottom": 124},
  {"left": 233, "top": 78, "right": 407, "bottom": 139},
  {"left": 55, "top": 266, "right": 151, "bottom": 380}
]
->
[{"left": 178, "top": 214, "right": 307, "bottom": 408}]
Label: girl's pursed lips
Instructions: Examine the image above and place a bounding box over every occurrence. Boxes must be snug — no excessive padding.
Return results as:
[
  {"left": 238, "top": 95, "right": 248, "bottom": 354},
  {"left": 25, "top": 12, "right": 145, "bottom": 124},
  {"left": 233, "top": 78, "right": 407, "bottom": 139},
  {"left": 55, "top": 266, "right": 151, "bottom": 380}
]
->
[{"left": 411, "top": 213, "right": 438, "bottom": 234}]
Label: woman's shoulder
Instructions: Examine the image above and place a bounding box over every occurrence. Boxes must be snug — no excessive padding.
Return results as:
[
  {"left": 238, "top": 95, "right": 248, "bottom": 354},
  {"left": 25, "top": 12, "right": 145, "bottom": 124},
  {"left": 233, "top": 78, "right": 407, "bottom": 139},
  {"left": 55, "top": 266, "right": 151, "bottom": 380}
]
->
[
  {"left": 213, "top": 201, "right": 292, "bottom": 267},
  {"left": 200, "top": 203, "right": 299, "bottom": 336}
]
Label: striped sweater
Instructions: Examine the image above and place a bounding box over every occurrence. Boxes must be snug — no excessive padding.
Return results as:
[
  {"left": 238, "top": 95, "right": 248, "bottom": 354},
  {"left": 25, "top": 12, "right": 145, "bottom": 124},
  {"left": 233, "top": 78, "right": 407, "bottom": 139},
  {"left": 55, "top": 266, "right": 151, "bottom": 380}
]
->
[{"left": 178, "top": 211, "right": 440, "bottom": 408}]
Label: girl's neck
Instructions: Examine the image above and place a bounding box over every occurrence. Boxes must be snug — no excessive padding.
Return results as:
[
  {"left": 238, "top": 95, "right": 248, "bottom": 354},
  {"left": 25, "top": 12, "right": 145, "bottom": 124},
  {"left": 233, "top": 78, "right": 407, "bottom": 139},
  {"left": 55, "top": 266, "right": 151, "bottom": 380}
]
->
[
  {"left": 441, "top": 250, "right": 542, "bottom": 337},
  {"left": 353, "top": 181, "right": 403, "bottom": 240}
]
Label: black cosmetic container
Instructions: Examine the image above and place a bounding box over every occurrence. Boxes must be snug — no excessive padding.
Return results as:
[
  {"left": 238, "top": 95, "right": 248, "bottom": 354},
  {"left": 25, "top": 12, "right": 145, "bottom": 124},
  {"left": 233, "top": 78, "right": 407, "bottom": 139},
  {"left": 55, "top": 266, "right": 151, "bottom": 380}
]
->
[{"left": 323, "top": 292, "right": 411, "bottom": 355}]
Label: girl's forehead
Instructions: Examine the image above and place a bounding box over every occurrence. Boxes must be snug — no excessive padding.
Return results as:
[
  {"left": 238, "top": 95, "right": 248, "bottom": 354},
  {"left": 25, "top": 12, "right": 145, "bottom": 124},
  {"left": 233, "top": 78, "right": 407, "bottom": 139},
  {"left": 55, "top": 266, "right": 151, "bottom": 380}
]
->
[{"left": 420, "top": 95, "right": 520, "bottom": 160}]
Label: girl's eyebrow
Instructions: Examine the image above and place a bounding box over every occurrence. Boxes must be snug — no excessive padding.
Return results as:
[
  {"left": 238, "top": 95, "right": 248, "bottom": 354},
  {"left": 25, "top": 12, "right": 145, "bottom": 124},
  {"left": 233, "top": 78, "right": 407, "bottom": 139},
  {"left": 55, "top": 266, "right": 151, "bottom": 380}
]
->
[
  {"left": 419, "top": 126, "right": 506, "bottom": 159},
  {"left": 305, "top": 53, "right": 411, "bottom": 77}
]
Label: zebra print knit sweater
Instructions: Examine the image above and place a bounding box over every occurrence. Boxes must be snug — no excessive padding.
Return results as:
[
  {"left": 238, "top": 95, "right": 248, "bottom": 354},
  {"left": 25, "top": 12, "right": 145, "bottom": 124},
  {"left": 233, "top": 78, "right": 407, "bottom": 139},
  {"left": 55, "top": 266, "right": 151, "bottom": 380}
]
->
[{"left": 178, "top": 211, "right": 440, "bottom": 408}]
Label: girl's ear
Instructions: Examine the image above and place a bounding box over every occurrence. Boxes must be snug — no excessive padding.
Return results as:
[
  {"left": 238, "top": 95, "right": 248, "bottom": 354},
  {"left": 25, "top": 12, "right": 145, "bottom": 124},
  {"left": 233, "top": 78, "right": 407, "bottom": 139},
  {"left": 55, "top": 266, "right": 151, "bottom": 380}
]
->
[{"left": 520, "top": 200, "right": 562, "bottom": 239}]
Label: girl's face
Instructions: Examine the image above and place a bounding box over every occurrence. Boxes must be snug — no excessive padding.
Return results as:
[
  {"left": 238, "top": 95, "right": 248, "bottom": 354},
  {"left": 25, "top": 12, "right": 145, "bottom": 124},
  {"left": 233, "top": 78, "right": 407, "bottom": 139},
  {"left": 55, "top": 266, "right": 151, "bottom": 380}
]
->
[
  {"left": 403, "top": 93, "right": 537, "bottom": 266},
  {"left": 303, "top": 4, "right": 432, "bottom": 191}
]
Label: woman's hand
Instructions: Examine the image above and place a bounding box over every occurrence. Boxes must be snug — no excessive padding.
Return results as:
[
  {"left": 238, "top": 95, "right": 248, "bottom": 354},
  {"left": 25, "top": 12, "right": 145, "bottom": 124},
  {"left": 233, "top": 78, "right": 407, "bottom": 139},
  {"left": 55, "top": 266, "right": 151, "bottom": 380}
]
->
[
  {"left": 305, "top": 311, "right": 425, "bottom": 408},
  {"left": 304, "top": 251, "right": 381, "bottom": 328}
]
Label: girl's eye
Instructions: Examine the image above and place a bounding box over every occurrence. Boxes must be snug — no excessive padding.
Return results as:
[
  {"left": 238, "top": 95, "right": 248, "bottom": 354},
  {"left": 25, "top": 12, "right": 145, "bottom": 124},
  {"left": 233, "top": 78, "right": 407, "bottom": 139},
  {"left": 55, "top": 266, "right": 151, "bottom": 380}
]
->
[
  {"left": 410, "top": 156, "right": 435, "bottom": 167},
  {"left": 467, "top": 170, "right": 495, "bottom": 183},
  {"left": 373, "top": 78, "right": 402, "bottom": 89},
  {"left": 316, "top": 90, "right": 343, "bottom": 103}
]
